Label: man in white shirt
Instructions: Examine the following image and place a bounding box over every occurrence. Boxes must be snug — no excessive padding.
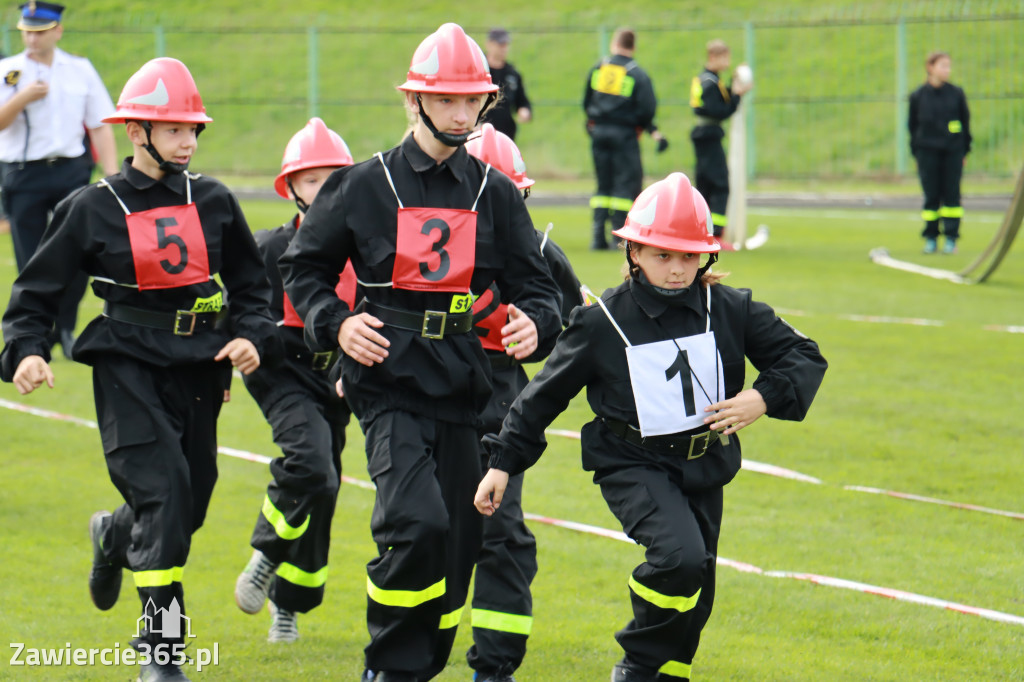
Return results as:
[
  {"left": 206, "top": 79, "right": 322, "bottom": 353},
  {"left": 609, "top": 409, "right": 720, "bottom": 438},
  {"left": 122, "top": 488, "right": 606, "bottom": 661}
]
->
[{"left": 0, "top": 1, "right": 118, "bottom": 358}]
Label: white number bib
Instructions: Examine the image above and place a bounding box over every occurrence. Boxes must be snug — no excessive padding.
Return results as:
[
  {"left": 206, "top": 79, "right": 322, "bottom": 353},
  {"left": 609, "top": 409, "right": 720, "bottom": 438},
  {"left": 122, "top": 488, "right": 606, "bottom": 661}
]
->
[{"left": 625, "top": 331, "right": 723, "bottom": 437}]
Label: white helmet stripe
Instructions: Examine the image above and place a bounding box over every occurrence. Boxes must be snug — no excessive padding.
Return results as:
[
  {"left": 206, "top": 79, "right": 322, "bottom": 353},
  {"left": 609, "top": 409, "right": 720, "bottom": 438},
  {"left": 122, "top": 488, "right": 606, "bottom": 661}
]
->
[
  {"left": 629, "top": 196, "right": 658, "bottom": 227},
  {"left": 126, "top": 78, "right": 169, "bottom": 106},
  {"left": 411, "top": 46, "right": 440, "bottom": 76}
]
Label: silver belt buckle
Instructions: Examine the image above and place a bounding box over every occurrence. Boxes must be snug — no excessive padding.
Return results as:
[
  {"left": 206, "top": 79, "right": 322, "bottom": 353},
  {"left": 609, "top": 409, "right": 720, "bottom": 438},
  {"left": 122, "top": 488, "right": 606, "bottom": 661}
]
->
[
  {"left": 421, "top": 310, "right": 447, "bottom": 339},
  {"left": 687, "top": 431, "right": 711, "bottom": 460},
  {"left": 173, "top": 310, "right": 197, "bottom": 336}
]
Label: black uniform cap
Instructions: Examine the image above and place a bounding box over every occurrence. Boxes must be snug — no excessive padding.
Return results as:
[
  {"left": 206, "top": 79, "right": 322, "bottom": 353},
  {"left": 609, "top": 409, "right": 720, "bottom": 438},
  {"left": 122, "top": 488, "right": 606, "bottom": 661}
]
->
[{"left": 17, "top": 1, "right": 64, "bottom": 31}]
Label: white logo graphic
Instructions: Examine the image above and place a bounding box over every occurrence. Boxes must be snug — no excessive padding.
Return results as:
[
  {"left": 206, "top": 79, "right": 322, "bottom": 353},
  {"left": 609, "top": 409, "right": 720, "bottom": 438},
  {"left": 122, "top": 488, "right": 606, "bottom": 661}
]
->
[
  {"left": 410, "top": 46, "right": 439, "bottom": 76},
  {"left": 512, "top": 150, "right": 527, "bottom": 174},
  {"left": 705, "top": 205, "right": 714, "bottom": 235},
  {"left": 135, "top": 598, "right": 195, "bottom": 640},
  {"left": 126, "top": 78, "right": 169, "bottom": 107},
  {"left": 282, "top": 139, "right": 302, "bottom": 165},
  {"left": 629, "top": 196, "right": 658, "bottom": 227}
]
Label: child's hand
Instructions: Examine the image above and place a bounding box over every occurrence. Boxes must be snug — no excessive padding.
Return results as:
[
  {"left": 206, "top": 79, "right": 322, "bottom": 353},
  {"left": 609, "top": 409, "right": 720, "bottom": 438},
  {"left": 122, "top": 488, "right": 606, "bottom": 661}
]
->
[
  {"left": 214, "top": 338, "right": 260, "bottom": 375},
  {"left": 501, "top": 304, "right": 538, "bottom": 360},
  {"left": 474, "top": 468, "right": 510, "bottom": 516},
  {"left": 12, "top": 355, "right": 53, "bottom": 395},
  {"left": 704, "top": 388, "right": 766, "bottom": 436},
  {"left": 339, "top": 313, "right": 390, "bottom": 367}
]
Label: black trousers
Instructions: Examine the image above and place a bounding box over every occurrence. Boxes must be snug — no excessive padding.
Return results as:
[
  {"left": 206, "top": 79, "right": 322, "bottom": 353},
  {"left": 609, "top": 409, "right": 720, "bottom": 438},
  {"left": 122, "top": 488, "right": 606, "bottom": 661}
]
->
[
  {"left": 693, "top": 136, "right": 729, "bottom": 237},
  {"left": 915, "top": 147, "right": 964, "bottom": 240},
  {"left": 245, "top": 379, "right": 350, "bottom": 613},
  {"left": 596, "top": 464, "right": 723, "bottom": 681},
  {"left": 363, "top": 410, "right": 483, "bottom": 680},
  {"left": 590, "top": 124, "right": 643, "bottom": 246},
  {"left": 1, "top": 154, "right": 92, "bottom": 335},
  {"left": 467, "top": 363, "right": 537, "bottom": 677},
  {"left": 92, "top": 354, "right": 229, "bottom": 648}
]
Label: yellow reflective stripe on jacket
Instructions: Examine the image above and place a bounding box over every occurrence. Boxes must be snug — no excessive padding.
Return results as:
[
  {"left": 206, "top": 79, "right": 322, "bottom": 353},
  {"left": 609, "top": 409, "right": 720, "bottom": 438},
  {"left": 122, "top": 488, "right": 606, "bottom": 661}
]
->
[
  {"left": 262, "top": 494, "right": 310, "bottom": 541},
  {"left": 948, "top": 120, "right": 962, "bottom": 133},
  {"left": 628, "top": 575, "right": 700, "bottom": 613},
  {"left": 921, "top": 209, "right": 940, "bottom": 221},
  {"left": 608, "top": 197, "right": 634, "bottom": 212},
  {"left": 711, "top": 212, "right": 728, "bottom": 227},
  {"left": 590, "top": 195, "right": 613, "bottom": 209},
  {"left": 658, "top": 659, "right": 693, "bottom": 679},
  {"left": 939, "top": 206, "right": 964, "bottom": 218},
  {"left": 132, "top": 566, "right": 184, "bottom": 588},
  {"left": 689, "top": 76, "right": 703, "bottom": 108},
  {"left": 439, "top": 605, "right": 465, "bottom": 630},
  {"left": 366, "top": 575, "right": 445, "bottom": 608},
  {"left": 471, "top": 608, "right": 534, "bottom": 635},
  {"left": 277, "top": 562, "right": 328, "bottom": 589}
]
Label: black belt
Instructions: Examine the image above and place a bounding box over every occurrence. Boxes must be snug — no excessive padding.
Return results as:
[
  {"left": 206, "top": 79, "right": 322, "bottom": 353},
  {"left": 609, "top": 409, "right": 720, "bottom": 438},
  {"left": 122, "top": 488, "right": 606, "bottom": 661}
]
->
[
  {"left": 293, "top": 349, "right": 338, "bottom": 371},
  {"left": 103, "top": 301, "right": 225, "bottom": 336},
  {"left": 6, "top": 156, "right": 77, "bottom": 169},
  {"left": 365, "top": 301, "right": 473, "bottom": 340},
  {"left": 602, "top": 418, "right": 722, "bottom": 460},
  {"left": 488, "top": 352, "right": 519, "bottom": 370}
]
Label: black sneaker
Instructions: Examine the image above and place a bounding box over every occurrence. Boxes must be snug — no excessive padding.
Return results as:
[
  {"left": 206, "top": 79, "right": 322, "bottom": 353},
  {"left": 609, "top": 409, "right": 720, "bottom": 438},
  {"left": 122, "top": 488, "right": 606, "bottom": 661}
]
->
[
  {"left": 137, "top": 661, "right": 190, "bottom": 681},
  {"left": 611, "top": 659, "right": 659, "bottom": 682},
  {"left": 88, "top": 511, "right": 122, "bottom": 610},
  {"left": 475, "top": 671, "right": 516, "bottom": 682}
]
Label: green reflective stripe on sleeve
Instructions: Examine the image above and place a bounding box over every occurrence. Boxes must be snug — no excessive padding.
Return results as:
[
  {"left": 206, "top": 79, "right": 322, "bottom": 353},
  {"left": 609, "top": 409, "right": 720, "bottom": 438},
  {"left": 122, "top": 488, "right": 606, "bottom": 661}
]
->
[
  {"left": 277, "top": 562, "right": 328, "bottom": 588},
  {"left": 948, "top": 120, "right": 962, "bottom": 133},
  {"left": 921, "top": 210, "right": 940, "bottom": 221},
  {"left": 439, "top": 605, "right": 465, "bottom": 630},
  {"left": 710, "top": 212, "right": 728, "bottom": 227},
  {"left": 608, "top": 197, "right": 634, "bottom": 212},
  {"left": 366, "top": 575, "right": 445, "bottom": 608},
  {"left": 620, "top": 75, "right": 635, "bottom": 98},
  {"left": 471, "top": 608, "right": 534, "bottom": 635},
  {"left": 132, "top": 566, "right": 184, "bottom": 588},
  {"left": 939, "top": 206, "right": 964, "bottom": 218},
  {"left": 658, "top": 660, "right": 693, "bottom": 679},
  {"left": 590, "top": 196, "right": 613, "bottom": 209},
  {"left": 628, "top": 575, "right": 700, "bottom": 613},
  {"left": 262, "top": 494, "right": 310, "bottom": 541}
]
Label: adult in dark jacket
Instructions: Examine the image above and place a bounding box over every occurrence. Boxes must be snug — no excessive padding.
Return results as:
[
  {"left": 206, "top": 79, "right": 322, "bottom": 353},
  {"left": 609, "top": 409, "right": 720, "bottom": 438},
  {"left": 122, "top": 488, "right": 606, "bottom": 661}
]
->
[{"left": 483, "top": 28, "right": 532, "bottom": 140}]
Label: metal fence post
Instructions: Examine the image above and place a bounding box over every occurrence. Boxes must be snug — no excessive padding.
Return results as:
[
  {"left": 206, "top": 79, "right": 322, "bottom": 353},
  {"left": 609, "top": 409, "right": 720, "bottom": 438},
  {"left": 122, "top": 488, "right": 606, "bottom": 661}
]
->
[
  {"left": 308, "top": 25, "right": 319, "bottom": 120},
  {"left": 745, "top": 20, "right": 756, "bottom": 180},
  {"left": 154, "top": 25, "right": 165, "bottom": 58},
  {"left": 895, "top": 17, "right": 907, "bottom": 176},
  {"left": 2, "top": 27, "right": 9, "bottom": 57}
]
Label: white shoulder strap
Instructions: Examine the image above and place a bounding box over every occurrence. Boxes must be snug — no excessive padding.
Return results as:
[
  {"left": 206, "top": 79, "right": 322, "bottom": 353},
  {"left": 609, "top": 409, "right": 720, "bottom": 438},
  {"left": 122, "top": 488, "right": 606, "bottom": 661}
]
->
[
  {"left": 471, "top": 163, "right": 491, "bottom": 212},
  {"left": 375, "top": 152, "right": 404, "bottom": 208},
  {"left": 581, "top": 284, "right": 631, "bottom": 347},
  {"left": 98, "top": 179, "right": 131, "bottom": 215}
]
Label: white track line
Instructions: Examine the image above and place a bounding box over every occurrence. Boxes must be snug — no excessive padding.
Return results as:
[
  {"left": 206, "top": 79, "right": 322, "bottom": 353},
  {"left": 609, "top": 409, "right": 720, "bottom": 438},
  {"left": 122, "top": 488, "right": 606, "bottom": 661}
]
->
[
  {"left": 775, "top": 307, "right": 1021, "bottom": 334},
  {"left": 845, "top": 486, "right": 1024, "bottom": 521}
]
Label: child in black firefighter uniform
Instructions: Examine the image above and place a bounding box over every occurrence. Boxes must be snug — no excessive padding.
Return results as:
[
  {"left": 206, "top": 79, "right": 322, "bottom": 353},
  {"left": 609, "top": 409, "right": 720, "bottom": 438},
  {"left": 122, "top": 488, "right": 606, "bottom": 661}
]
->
[
  {"left": 908, "top": 51, "right": 971, "bottom": 255},
  {"left": 278, "top": 23, "right": 562, "bottom": 682},
  {"left": 464, "top": 123, "right": 583, "bottom": 682},
  {"left": 233, "top": 117, "right": 357, "bottom": 643},
  {"left": 475, "top": 172, "right": 827, "bottom": 682},
  {"left": 0, "top": 57, "right": 278, "bottom": 682}
]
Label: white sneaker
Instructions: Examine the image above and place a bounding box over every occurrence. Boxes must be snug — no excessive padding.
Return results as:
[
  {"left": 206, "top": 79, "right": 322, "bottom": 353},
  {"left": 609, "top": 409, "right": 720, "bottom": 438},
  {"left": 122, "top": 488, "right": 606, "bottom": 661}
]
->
[
  {"left": 268, "top": 601, "right": 299, "bottom": 643},
  {"left": 234, "top": 550, "right": 278, "bottom": 614}
]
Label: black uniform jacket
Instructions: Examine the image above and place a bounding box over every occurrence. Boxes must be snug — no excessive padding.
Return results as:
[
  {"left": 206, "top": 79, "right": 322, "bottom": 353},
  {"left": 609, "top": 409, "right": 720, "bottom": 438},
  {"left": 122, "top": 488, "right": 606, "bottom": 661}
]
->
[
  {"left": 540, "top": 234, "right": 584, "bottom": 327},
  {"left": 484, "top": 278, "right": 827, "bottom": 491},
  {"left": 583, "top": 54, "right": 657, "bottom": 131},
  {"left": 279, "top": 134, "right": 562, "bottom": 426},
  {"left": 1, "top": 158, "right": 278, "bottom": 380},
  {"left": 690, "top": 67, "right": 740, "bottom": 142},
  {"left": 484, "top": 62, "right": 531, "bottom": 139},
  {"left": 908, "top": 82, "right": 971, "bottom": 155}
]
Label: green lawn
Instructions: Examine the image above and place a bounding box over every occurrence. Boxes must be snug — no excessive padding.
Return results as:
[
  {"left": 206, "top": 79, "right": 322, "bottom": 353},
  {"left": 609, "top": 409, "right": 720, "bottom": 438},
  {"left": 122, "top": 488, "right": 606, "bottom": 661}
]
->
[{"left": 1, "top": 201, "right": 1022, "bottom": 680}]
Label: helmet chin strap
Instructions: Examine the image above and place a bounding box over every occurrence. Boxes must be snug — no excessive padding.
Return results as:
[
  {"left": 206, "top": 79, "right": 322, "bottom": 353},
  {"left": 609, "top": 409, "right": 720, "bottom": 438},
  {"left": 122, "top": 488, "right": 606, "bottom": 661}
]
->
[
  {"left": 139, "top": 120, "right": 205, "bottom": 174},
  {"left": 416, "top": 93, "right": 496, "bottom": 147},
  {"left": 626, "top": 242, "right": 719, "bottom": 298},
  {"left": 286, "top": 178, "right": 310, "bottom": 214}
]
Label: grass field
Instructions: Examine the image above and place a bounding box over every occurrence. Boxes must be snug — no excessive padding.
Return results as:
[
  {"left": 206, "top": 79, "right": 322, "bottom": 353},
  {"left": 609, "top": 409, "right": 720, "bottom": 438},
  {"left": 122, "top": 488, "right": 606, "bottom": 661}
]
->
[{"left": 0, "top": 196, "right": 1022, "bottom": 680}]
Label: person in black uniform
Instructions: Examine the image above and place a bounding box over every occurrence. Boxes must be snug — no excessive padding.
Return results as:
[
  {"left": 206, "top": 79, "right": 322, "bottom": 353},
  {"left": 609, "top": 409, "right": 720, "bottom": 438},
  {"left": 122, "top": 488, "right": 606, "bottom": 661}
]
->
[
  {"left": 233, "top": 117, "right": 357, "bottom": 644},
  {"left": 908, "top": 51, "right": 971, "bottom": 255},
  {"left": 463, "top": 123, "right": 583, "bottom": 682},
  {"left": 584, "top": 27, "right": 667, "bottom": 251},
  {"left": 475, "top": 173, "right": 827, "bottom": 682},
  {"left": 278, "top": 23, "right": 562, "bottom": 682},
  {"left": 689, "top": 40, "right": 752, "bottom": 246},
  {"left": 0, "top": 57, "right": 278, "bottom": 682},
  {"left": 482, "top": 28, "right": 532, "bottom": 141}
]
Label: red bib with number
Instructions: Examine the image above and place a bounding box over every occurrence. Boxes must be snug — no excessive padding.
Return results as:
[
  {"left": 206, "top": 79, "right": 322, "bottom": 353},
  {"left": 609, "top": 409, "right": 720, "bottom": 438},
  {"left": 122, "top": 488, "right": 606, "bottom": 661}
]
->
[
  {"left": 472, "top": 286, "right": 509, "bottom": 352},
  {"left": 283, "top": 260, "right": 357, "bottom": 328},
  {"left": 392, "top": 207, "right": 477, "bottom": 292},
  {"left": 125, "top": 203, "right": 210, "bottom": 290}
]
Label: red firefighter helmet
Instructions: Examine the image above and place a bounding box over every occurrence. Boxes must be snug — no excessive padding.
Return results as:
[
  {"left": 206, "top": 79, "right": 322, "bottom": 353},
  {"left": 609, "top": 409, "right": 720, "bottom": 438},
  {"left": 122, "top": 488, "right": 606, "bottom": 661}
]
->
[
  {"left": 103, "top": 58, "right": 212, "bottom": 125},
  {"left": 397, "top": 23, "right": 499, "bottom": 95},
  {"left": 612, "top": 173, "right": 720, "bottom": 253},
  {"left": 465, "top": 123, "right": 534, "bottom": 190},
  {"left": 274, "top": 118, "right": 354, "bottom": 199}
]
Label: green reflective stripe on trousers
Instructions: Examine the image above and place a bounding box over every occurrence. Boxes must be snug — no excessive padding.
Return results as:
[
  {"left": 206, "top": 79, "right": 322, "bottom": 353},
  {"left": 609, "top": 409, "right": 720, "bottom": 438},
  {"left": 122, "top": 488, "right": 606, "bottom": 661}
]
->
[
  {"left": 132, "top": 566, "right": 184, "bottom": 588},
  {"left": 439, "top": 605, "right": 465, "bottom": 630},
  {"left": 262, "top": 493, "right": 310, "bottom": 541},
  {"left": 939, "top": 206, "right": 964, "bottom": 218},
  {"left": 921, "top": 210, "right": 940, "bottom": 221},
  {"left": 277, "top": 562, "right": 328, "bottom": 589},
  {"left": 590, "top": 196, "right": 613, "bottom": 209},
  {"left": 471, "top": 608, "right": 534, "bottom": 635},
  {"left": 608, "top": 197, "right": 634, "bottom": 212},
  {"left": 658, "top": 660, "right": 693, "bottom": 679},
  {"left": 628, "top": 575, "right": 700, "bottom": 613},
  {"left": 366, "top": 575, "right": 445, "bottom": 608},
  {"left": 711, "top": 212, "right": 727, "bottom": 227}
]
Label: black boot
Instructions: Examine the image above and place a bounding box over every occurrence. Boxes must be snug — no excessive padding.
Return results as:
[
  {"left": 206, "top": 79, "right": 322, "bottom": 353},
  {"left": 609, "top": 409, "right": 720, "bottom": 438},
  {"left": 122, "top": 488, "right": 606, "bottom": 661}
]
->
[{"left": 591, "top": 207, "right": 610, "bottom": 250}]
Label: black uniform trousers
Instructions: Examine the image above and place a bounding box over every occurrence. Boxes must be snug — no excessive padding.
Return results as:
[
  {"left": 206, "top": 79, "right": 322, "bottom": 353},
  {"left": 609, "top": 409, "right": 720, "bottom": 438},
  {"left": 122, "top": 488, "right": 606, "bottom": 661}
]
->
[
  {"left": 692, "top": 134, "right": 729, "bottom": 238},
  {"left": 91, "top": 354, "right": 228, "bottom": 648},
  {"left": 467, "top": 361, "right": 538, "bottom": 677},
  {"left": 363, "top": 409, "right": 483, "bottom": 680},
  {"left": 594, "top": 447, "right": 722, "bottom": 680},
  {"left": 1, "top": 154, "right": 92, "bottom": 337},
  {"left": 915, "top": 147, "right": 964, "bottom": 240},
  {"left": 590, "top": 123, "right": 643, "bottom": 248},
  {"left": 245, "top": 365, "right": 350, "bottom": 613}
]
